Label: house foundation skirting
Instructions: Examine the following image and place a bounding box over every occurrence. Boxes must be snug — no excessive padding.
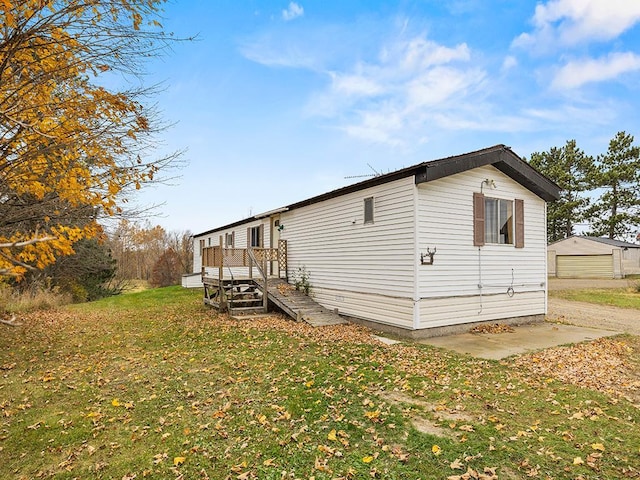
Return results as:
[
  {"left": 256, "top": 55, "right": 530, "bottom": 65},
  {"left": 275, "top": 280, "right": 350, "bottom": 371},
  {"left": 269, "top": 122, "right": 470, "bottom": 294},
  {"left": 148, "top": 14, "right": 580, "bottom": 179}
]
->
[{"left": 344, "top": 313, "right": 545, "bottom": 339}]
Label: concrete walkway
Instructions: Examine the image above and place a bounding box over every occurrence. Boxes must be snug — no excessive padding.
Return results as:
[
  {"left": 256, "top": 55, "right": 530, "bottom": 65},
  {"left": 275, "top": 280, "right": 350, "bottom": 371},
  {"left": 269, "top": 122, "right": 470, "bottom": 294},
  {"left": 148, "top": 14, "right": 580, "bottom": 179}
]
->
[{"left": 417, "top": 322, "right": 620, "bottom": 360}]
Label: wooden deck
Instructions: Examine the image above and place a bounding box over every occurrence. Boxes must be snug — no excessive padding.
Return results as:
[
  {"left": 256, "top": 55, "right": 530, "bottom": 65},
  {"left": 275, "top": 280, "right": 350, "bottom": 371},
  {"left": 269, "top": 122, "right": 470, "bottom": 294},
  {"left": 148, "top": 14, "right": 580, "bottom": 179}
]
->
[
  {"left": 200, "top": 242, "right": 345, "bottom": 327},
  {"left": 266, "top": 278, "right": 347, "bottom": 327}
]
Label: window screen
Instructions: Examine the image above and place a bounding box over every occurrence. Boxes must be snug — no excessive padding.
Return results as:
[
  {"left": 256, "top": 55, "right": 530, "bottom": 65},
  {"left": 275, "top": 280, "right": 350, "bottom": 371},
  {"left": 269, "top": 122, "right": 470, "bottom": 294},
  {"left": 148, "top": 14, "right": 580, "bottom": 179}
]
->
[{"left": 364, "top": 197, "right": 374, "bottom": 224}]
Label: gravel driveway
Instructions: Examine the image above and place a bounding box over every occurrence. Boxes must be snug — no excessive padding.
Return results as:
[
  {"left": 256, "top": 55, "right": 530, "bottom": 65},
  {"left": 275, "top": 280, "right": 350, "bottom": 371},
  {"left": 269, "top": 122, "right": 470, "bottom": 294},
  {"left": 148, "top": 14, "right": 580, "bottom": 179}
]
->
[
  {"left": 547, "top": 278, "right": 640, "bottom": 335},
  {"left": 547, "top": 298, "right": 640, "bottom": 335}
]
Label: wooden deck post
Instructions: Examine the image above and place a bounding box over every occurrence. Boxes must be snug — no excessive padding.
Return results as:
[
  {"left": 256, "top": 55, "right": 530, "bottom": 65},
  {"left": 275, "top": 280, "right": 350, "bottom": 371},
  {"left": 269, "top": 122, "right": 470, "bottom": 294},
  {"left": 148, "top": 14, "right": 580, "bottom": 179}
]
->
[
  {"left": 262, "top": 255, "right": 268, "bottom": 311},
  {"left": 218, "top": 236, "right": 224, "bottom": 281},
  {"left": 218, "top": 236, "right": 225, "bottom": 311}
]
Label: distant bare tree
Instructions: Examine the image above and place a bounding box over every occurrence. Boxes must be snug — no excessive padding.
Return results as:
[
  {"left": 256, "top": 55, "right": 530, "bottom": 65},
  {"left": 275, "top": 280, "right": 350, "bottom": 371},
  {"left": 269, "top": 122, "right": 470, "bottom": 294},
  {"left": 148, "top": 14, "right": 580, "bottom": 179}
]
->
[{"left": 107, "top": 221, "right": 193, "bottom": 284}]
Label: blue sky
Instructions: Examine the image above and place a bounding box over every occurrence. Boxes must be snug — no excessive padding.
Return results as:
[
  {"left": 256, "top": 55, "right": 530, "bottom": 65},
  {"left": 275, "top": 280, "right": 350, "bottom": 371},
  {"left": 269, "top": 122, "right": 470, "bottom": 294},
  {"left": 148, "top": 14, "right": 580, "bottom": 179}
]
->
[{"left": 133, "top": 0, "right": 640, "bottom": 234}]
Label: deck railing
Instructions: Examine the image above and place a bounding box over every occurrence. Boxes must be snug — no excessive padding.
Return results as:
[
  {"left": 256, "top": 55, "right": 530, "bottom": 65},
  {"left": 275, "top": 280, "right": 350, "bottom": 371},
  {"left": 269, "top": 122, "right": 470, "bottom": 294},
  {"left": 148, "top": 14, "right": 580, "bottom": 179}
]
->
[
  {"left": 200, "top": 240, "right": 287, "bottom": 313},
  {"left": 201, "top": 239, "right": 287, "bottom": 280}
]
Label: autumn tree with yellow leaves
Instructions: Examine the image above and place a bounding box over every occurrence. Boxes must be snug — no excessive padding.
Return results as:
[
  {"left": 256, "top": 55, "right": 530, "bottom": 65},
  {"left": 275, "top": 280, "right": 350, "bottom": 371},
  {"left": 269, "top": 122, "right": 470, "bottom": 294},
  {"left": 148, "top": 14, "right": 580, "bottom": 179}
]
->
[{"left": 0, "top": 0, "right": 182, "bottom": 278}]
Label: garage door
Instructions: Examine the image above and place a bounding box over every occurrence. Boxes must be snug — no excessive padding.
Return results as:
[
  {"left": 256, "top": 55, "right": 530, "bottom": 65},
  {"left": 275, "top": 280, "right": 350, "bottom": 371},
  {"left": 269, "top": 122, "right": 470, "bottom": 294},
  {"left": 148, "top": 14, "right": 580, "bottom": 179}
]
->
[{"left": 556, "top": 255, "right": 613, "bottom": 278}]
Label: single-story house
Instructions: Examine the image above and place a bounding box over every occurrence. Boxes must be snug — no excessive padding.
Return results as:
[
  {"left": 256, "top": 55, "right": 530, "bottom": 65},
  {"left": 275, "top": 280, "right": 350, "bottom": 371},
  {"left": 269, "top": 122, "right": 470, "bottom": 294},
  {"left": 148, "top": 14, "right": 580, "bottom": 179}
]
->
[
  {"left": 192, "top": 145, "right": 560, "bottom": 336},
  {"left": 548, "top": 236, "right": 640, "bottom": 278}
]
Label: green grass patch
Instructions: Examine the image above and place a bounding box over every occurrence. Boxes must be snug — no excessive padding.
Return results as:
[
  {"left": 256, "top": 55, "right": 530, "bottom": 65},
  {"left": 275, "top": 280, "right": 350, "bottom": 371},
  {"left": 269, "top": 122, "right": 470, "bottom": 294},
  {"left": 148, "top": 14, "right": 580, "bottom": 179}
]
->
[
  {"left": 550, "top": 287, "right": 640, "bottom": 309},
  {"left": 0, "top": 287, "right": 639, "bottom": 479}
]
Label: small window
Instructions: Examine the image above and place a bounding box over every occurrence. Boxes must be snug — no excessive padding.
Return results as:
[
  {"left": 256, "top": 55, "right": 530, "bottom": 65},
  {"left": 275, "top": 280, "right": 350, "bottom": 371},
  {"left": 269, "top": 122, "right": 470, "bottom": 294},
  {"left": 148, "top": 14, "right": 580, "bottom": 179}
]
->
[
  {"left": 199, "top": 239, "right": 205, "bottom": 255},
  {"left": 249, "top": 225, "right": 263, "bottom": 247},
  {"left": 207, "top": 237, "right": 211, "bottom": 246},
  {"left": 485, "top": 198, "right": 513, "bottom": 244},
  {"left": 364, "top": 197, "right": 374, "bottom": 224},
  {"left": 474, "top": 193, "right": 523, "bottom": 248},
  {"left": 225, "top": 232, "right": 234, "bottom": 248}
]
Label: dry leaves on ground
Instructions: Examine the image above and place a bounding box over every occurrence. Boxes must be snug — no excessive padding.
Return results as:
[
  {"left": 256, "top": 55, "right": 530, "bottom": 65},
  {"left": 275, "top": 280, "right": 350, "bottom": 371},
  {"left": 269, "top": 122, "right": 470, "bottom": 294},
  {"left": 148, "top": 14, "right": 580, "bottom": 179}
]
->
[
  {"left": 469, "top": 323, "right": 515, "bottom": 334},
  {"left": 512, "top": 337, "right": 640, "bottom": 404}
]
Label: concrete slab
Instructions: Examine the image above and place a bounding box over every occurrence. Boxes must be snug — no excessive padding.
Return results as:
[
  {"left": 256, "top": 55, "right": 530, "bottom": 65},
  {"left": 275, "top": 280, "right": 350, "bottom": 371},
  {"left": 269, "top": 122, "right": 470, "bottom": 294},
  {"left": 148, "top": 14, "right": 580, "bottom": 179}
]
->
[
  {"left": 416, "top": 322, "right": 621, "bottom": 360},
  {"left": 373, "top": 335, "right": 402, "bottom": 345}
]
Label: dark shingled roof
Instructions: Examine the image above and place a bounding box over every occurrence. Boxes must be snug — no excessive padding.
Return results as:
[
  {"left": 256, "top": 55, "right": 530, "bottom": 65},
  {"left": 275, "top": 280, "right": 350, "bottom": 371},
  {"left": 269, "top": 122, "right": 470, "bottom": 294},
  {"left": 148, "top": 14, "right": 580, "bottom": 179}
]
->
[
  {"left": 586, "top": 236, "right": 640, "bottom": 248},
  {"left": 195, "top": 144, "right": 561, "bottom": 237}
]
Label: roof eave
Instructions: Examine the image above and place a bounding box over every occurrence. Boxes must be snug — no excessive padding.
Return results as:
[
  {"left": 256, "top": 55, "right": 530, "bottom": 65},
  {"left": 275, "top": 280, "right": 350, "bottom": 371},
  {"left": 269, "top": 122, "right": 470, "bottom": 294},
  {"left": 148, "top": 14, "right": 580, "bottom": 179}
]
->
[{"left": 415, "top": 146, "right": 560, "bottom": 202}]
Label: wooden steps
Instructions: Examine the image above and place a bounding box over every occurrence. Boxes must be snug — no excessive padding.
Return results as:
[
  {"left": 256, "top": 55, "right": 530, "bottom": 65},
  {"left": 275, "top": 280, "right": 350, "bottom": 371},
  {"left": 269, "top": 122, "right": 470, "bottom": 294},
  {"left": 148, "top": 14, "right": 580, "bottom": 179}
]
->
[
  {"left": 203, "top": 277, "right": 266, "bottom": 315},
  {"left": 266, "top": 278, "right": 347, "bottom": 327},
  {"left": 202, "top": 276, "right": 347, "bottom": 327}
]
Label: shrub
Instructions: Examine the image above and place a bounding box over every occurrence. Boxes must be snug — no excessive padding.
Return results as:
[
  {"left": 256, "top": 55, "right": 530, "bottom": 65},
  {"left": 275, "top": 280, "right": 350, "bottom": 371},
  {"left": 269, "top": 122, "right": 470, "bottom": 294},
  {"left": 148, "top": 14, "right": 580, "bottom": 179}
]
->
[
  {"left": 293, "top": 266, "right": 312, "bottom": 295},
  {"left": 0, "top": 281, "right": 71, "bottom": 313}
]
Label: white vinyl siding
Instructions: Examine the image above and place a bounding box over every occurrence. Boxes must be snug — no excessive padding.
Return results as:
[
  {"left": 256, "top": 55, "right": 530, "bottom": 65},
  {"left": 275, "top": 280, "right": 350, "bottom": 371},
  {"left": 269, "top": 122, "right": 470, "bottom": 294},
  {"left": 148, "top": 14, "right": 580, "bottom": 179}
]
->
[
  {"left": 280, "top": 176, "right": 416, "bottom": 327},
  {"left": 313, "top": 287, "right": 415, "bottom": 329},
  {"left": 418, "top": 291, "right": 545, "bottom": 328},
  {"left": 416, "top": 166, "right": 547, "bottom": 329}
]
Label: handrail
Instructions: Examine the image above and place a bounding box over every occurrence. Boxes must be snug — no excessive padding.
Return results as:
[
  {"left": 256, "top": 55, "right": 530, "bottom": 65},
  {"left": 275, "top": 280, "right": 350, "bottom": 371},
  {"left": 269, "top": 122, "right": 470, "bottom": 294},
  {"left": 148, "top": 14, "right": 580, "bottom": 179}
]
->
[
  {"left": 247, "top": 248, "right": 267, "bottom": 281},
  {"left": 247, "top": 247, "right": 268, "bottom": 310},
  {"left": 226, "top": 265, "right": 235, "bottom": 308}
]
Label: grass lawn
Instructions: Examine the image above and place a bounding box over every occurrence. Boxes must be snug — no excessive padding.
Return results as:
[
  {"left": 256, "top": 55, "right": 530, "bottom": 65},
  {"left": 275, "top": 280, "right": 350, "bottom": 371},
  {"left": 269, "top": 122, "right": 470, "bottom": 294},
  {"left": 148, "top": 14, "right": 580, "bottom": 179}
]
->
[
  {"left": 1, "top": 287, "right": 639, "bottom": 479},
  {"left": 550, "top": 287, "right": 640, "bottom": 309}
]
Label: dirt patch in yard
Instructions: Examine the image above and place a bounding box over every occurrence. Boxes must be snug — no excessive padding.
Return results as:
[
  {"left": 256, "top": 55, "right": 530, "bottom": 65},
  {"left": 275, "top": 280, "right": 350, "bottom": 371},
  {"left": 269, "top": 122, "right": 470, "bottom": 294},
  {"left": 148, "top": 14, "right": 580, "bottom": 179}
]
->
[{"left": 378, "top": 390, "right": 475, "bottom": 438}]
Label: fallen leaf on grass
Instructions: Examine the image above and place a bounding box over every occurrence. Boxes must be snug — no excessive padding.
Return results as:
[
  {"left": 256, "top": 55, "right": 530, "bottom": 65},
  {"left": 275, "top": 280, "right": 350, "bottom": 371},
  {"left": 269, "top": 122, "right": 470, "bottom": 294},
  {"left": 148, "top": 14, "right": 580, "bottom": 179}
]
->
[
  {"left": 512, "top": 338, "right": 639, "bottom": 402},
  {"left": 364, "top": 410, "right": 380, "bottom": 420}
]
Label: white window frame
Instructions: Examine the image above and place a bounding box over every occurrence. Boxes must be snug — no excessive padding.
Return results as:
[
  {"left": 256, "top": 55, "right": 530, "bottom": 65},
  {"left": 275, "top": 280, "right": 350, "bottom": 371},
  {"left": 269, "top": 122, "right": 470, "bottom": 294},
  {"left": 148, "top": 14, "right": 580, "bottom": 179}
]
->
[{"left": 484, "top": 197, "right": 513, "bottom": 245}]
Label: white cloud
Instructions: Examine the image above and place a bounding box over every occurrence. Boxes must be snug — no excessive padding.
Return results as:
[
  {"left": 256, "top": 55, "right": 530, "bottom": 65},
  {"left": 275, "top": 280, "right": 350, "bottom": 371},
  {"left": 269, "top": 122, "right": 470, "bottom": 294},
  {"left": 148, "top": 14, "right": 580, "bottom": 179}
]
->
[
  {"left": 392, "top": 38, "right": 470, "bottom": 71},
  {"left": 501, "top": 55, "right": 518, "bottom": 71},
  {"left": 513, "top": 0, "right": 640, "bottom": 50},
  {"left": 343, "top": 109, "right": 405, "bottom": 147},
  {"left": 330, "top": 72, "right": 384, "bottom": 97},
  {"left": 406, "top": 66, "right": 485, "bottom": 108},
  {"left": 239, "top": 40, "right": 317, "bottom": 70},
  {"left": 552, "top": 52, "right": 640, "bottom": 89},
  {"left": 305, "top": 36, "right": 486, "bottom": 146},
  {"left": 282, "top": 2, "right": 304, "bottom": 21}
]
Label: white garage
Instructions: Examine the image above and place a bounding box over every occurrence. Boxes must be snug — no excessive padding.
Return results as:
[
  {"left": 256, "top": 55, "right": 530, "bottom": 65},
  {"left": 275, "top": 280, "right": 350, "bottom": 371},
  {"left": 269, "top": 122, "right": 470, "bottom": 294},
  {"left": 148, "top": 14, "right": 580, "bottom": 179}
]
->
[{"left": 548, "top": 236, "right": 640, "bottom": 278}]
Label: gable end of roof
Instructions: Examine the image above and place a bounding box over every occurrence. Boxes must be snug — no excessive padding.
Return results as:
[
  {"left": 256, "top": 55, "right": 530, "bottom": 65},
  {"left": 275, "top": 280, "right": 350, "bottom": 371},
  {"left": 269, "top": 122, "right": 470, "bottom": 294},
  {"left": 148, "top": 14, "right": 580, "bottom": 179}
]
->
[{"left": 415, "top": 145, "right": 560, "bottom": 202}]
